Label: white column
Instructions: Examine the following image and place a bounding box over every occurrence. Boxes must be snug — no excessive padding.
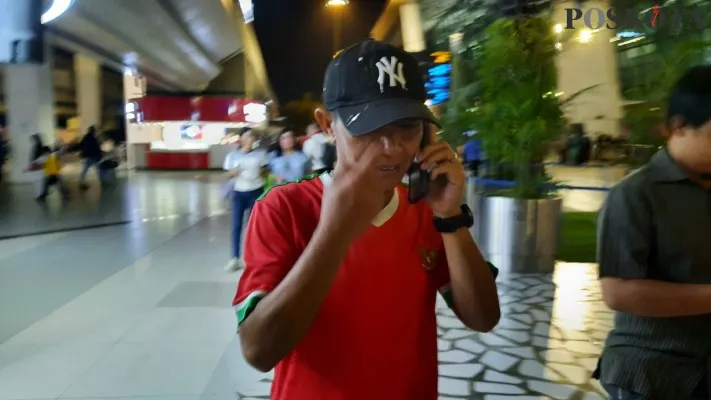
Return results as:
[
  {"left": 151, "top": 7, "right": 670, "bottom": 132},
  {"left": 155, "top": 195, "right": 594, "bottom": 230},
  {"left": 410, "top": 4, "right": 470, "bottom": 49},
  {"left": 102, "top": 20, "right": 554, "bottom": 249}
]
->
[
  {"left": 4, "top": 48, "right": 55, "bottom": 183},
  {"left": 74, "top": 53, "right": 101, "bottom": 135},
  {"left": 553, "top": 0, "right": 623, "bottom": 138},
  {"left": 122, "top": 64, "right": 147, "bottom": 170},
  {"left": 399, "top": 1, "right": 426, "bottom": 53}
]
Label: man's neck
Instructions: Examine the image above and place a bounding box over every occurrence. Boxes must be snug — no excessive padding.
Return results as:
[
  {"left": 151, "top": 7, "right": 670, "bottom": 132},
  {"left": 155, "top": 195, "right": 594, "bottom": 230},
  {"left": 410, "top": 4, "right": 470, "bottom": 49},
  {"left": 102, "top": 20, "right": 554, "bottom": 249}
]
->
[
  {"left": 668, "top": 147, "right": 711, "bottom": 189},
  {"left": 382, "top": 189, "right": 395, "bottom": 209},
  {"left": 697, "top": 176, "right": 711, "bottom": 190}
]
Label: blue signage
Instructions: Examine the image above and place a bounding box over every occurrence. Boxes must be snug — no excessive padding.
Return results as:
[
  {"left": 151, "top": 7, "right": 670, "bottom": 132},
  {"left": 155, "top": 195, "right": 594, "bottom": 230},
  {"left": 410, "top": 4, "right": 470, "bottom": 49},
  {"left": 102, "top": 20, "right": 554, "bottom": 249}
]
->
[
  {"left": 426, "top": 62, "right": 452, "bottom": 105},
  {"left": 617, "top": 30, "right": 643, "bottom": 38}
]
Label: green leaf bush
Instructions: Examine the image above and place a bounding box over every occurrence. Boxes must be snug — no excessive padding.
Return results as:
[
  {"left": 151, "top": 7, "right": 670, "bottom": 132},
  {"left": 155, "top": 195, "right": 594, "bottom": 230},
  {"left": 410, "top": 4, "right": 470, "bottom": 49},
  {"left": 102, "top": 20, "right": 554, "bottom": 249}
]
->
[{"left": 475, "top": 17, "right": 563, "bottom": 198}]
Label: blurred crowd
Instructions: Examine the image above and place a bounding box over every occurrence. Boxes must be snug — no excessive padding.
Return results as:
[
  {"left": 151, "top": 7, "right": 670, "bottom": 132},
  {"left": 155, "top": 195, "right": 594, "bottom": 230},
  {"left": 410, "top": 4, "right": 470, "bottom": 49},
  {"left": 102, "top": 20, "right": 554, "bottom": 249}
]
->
[
  {"left": 222, "top": 122, "right": 336, "bottom": 272},
  {"left": 0, "top": 125, "right": 121, "bottom": 201}
]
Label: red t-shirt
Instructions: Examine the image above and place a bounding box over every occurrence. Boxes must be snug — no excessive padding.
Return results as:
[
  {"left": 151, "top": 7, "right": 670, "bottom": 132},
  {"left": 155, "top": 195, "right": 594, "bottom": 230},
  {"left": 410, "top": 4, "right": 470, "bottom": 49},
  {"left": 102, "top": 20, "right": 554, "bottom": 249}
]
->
[{"left": 233, "top": 174, "right": 452, "bottom": 400}]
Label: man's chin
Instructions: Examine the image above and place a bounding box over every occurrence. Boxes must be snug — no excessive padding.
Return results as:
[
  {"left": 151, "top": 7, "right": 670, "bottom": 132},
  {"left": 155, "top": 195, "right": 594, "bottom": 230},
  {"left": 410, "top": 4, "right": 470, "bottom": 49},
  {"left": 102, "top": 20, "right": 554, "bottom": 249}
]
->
[{"left": 381, "top": 174, "right": 407, "bottom": 190}]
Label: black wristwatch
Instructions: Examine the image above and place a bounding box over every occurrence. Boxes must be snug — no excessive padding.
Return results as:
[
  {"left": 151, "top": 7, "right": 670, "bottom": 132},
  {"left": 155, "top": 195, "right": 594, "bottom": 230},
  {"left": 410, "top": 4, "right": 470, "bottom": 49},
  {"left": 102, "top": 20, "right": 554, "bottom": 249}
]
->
[{"left": 433, "top": 204, "right": 474, "bottom": 233}]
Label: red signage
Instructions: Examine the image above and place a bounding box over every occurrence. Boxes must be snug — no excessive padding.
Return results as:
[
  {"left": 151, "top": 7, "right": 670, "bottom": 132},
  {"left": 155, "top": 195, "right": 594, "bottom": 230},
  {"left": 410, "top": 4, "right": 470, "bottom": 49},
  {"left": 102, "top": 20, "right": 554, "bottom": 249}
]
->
[{"left": 132, "top": 96, "right": 263, "bottom": 123}]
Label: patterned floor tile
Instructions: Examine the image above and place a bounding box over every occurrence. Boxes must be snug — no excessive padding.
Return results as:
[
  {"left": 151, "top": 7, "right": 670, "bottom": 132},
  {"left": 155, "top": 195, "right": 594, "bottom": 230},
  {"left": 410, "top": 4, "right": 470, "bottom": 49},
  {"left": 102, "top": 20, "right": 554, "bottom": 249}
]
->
[
  {"left": 436, "top": 263, "right": 611, "bottom": 399},
  {"left": 232, "top": 264, "right": 610, "bottom": 399}
]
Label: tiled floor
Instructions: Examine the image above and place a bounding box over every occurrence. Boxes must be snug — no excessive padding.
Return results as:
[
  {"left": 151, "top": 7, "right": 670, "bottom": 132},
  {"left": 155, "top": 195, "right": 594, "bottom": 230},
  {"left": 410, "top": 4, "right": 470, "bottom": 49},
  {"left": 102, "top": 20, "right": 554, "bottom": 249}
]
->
[
  {"left": 0, "top": 169, "right": 617, "bottom": 399},
  {"left": 0, "top": 167, "right": 226, "bottom": 239},
  {"left": 228, "top": 264, "right": 610, "bottom": 400},
  {"left": 433, "top": 264, "right": 611, "bottom": 400}
]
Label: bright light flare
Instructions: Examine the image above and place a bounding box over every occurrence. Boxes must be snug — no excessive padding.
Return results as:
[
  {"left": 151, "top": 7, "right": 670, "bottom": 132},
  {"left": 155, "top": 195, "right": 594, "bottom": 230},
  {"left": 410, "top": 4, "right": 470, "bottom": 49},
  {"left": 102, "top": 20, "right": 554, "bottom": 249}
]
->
[
  {"left": 42, "top": 0, "right": 74, "bottom": 24},
  {"left": 326, "top": 0, "right": 349, "bottom": 7},
  {"left": 579, "top": 29, "right": 592, "bottom": 43}
]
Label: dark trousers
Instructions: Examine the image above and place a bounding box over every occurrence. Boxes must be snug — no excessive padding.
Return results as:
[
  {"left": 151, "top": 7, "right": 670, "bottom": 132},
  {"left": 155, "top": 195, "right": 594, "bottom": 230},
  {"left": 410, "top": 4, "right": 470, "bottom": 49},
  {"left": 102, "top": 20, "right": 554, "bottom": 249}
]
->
[
  {"left": 80, "top": 158, "right": 105, "bottom": 185},
  {"left": 231, "top": 188, "right": 263, "bottom": 258},
  {"left": 40, "top": 175, "right": 69, "bottom": 199}
]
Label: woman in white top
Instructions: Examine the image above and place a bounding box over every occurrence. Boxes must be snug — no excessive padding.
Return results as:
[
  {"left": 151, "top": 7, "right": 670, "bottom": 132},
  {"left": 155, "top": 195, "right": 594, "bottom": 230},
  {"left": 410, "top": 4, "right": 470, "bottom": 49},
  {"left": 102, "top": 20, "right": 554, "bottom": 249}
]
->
[{"left": 223, "top": 129, "right": 269, "bottom": 272}]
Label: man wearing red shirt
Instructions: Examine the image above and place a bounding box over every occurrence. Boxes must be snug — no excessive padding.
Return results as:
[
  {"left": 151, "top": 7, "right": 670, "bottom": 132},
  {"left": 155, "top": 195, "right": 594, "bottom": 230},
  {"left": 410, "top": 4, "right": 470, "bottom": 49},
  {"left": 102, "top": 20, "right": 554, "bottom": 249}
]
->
[{"left": 233, "top": 40, "right": 500, "bottom": 399}]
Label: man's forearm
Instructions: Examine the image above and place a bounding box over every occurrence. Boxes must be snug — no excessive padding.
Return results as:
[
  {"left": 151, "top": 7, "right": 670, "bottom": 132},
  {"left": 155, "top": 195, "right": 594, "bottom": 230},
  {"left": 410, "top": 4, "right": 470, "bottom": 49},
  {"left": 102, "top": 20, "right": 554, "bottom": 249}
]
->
[
  {"left": 601, "top": 277, "right": 711, "bottom": 317},
  {"left": 239, "top": 223, "right": 351, "bottom": 372},
  {"left": 442, "top": 228, "right": 500, "bottom": 332}
]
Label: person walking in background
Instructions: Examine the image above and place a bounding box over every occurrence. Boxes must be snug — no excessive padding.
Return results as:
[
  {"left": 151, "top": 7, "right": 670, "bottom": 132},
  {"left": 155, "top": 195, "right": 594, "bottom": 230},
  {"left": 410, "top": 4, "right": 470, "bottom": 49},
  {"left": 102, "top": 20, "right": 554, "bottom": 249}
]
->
[
  {"left": 37, "top": 140, "right": 70, "bottom": 201},
  {"left": 78, "top": 125, "right": 104, "bottom": 190},
  {"left": 594, "top": 66, "right": 711, "bottom": 400},
  {"left": 302, "top": 122, "right": 331, "bottom": 174},
  {"left": 269, "top": 128, "right": 309, "bottom": 184},
  {"left": 26, "top": 134, "right": 51, "bottom": 199},
  {"left": 223, "top": 129, "right": 269, "bottom": 272},
  {"left": 462, "top": 130, "right": 484, "bottom": 177}
]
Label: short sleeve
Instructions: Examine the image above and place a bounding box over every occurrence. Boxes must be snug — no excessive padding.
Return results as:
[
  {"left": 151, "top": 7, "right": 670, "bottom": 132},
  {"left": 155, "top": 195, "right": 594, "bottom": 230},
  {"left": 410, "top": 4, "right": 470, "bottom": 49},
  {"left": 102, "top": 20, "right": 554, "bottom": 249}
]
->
[
  {"left": 302, "top": 138, "right": 313, "bottom": 158},
  {"left": 232, "top": 193, "right": 299, "bottom": 327},
  {"left": 223, "top": 152, "right": 233, "bottom": 171},
  {"left": 597, "top": 185, "right": 653, "bottom": 279}
]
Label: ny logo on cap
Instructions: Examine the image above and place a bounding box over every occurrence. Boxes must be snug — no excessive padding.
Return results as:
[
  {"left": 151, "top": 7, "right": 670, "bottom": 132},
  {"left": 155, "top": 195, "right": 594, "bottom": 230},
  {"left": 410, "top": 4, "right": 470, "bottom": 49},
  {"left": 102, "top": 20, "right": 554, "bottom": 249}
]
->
[{"left": 375, "top": 56, "right": 407, "bottom": 93}]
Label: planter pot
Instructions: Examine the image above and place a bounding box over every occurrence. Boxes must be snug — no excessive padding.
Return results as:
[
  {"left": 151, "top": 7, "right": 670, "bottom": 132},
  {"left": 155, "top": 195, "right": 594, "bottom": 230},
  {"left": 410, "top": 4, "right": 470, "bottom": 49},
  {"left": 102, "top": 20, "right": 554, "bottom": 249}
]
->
[{"left": 470, "top": 195, "right": 562, "bottom": 275}]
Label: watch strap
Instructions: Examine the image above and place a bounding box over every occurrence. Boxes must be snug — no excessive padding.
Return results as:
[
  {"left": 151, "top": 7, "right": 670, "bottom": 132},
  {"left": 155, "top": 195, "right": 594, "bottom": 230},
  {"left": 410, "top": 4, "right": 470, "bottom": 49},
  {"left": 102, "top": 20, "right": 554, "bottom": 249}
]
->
[{"left": 433, "top": 204, "right": 473, "bottom": 233}]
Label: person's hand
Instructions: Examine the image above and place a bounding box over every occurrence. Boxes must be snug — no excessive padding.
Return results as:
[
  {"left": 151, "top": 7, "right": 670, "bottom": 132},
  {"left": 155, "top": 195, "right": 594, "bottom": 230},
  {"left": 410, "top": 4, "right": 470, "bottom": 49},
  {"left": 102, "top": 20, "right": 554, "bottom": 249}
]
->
[
  {"left": 276, "top": 176, "right": 285, "bottom": 184},
  {"left": 25, "top": 163, "right": 40, "bottom": 172},
  {"left": 418, "top": 126, "right": 466, "bottom": 218},
  {"left": 319, "top": 140, "right": 387, "bottom": 241},
  {"left": 229, "top": 168, "right": 241, "bottom": 177}
]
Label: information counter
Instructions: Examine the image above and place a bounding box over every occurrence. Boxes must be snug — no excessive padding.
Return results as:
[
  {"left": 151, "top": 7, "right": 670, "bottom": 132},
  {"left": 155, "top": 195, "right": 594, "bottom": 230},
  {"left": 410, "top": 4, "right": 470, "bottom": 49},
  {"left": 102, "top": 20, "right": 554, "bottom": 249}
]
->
[
  {"left": 124, "top": 95, "right": 271, "bottom": 170},
  {"left": 132, "top": 143, "right": 236, "bottom": 170}
]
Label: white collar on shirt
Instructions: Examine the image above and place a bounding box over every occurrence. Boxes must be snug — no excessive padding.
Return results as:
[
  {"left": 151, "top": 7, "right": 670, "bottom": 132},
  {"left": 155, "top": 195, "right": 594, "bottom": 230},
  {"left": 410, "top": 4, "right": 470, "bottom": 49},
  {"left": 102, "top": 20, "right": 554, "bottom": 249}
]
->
[{"left": 319, "top": 173, "right": 399, "bottom": 227}]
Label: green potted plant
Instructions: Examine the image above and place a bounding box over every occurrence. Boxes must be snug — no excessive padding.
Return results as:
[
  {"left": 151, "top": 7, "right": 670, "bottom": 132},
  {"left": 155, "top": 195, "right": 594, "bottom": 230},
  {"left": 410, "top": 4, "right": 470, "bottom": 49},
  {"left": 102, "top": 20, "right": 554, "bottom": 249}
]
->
[
  {"left": 439, "top": 81, "right": 479, "bottom": 150},
  {"left": 471, "top": 16, "right": 564, "bottom": 275}
]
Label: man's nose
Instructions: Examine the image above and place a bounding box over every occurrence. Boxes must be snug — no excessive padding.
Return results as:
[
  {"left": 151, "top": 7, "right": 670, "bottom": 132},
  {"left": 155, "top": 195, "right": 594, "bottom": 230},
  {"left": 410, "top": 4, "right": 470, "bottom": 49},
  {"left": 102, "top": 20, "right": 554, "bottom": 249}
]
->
[{"left": 378, "top": 135, "right": 403, "bottom": 155}]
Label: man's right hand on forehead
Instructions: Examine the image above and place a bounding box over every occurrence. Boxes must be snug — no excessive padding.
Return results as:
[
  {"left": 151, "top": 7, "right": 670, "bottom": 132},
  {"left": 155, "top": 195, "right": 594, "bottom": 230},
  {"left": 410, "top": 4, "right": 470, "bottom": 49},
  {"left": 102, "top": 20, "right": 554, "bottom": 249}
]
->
[{"left": 322, "top": 141, "right": 389, "bottom": 241}]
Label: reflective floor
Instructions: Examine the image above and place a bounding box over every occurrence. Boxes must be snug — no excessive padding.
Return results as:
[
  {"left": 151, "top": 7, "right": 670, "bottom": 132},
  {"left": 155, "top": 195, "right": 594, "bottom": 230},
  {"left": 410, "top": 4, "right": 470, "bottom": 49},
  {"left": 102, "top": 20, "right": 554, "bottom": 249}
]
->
[
  {"left": 0, "top": 169, "right": 617, "bottom": 399},
  {"left": 434, "top": 264, "right": 610, "bottom": 400},
  {"left": 0, "top": 169, "right": 226, "bottom": 239},
  {"left": 547, "top": 164, "right": 626, "bottom": 212}
]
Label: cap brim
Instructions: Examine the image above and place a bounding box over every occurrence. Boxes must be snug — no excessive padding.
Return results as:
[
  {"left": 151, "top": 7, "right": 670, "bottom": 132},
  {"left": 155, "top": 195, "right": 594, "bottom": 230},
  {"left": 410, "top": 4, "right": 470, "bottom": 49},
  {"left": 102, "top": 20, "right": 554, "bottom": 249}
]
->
[{"left": 334, "top": 98, "right": 440, "bottom": 137}]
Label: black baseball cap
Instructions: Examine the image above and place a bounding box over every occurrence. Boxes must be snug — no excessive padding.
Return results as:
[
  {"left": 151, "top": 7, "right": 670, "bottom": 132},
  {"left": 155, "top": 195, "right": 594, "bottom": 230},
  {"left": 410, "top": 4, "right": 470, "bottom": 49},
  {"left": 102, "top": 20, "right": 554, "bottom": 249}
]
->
[{"left": 323, "top": 40, "right": 439, "bottom": 136}]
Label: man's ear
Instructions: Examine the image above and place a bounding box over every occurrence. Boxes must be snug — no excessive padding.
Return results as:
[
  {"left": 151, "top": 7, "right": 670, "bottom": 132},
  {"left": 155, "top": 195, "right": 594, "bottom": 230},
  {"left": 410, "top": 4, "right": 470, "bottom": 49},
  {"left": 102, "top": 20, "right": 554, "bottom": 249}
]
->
[
  {"left": 314, "top": 108, "right": 334, "bottom": 139},
  {"left": 668, "top": 115, "right": 686, "bottom": 136}
]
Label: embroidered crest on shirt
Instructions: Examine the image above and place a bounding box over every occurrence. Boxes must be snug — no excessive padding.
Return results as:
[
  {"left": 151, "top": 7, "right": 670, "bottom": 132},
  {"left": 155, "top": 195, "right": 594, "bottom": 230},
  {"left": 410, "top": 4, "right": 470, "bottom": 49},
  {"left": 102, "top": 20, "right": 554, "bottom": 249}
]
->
[{"left": 419, "top": 248, "right": 438, "bottom": 272}]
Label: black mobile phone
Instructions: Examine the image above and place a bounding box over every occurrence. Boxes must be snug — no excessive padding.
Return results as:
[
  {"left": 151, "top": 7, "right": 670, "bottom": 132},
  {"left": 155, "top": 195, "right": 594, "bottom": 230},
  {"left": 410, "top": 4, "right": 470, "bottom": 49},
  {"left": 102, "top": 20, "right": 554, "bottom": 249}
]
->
[{"left": 407, "top": 123, "right": 430, "bottom": 204}]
